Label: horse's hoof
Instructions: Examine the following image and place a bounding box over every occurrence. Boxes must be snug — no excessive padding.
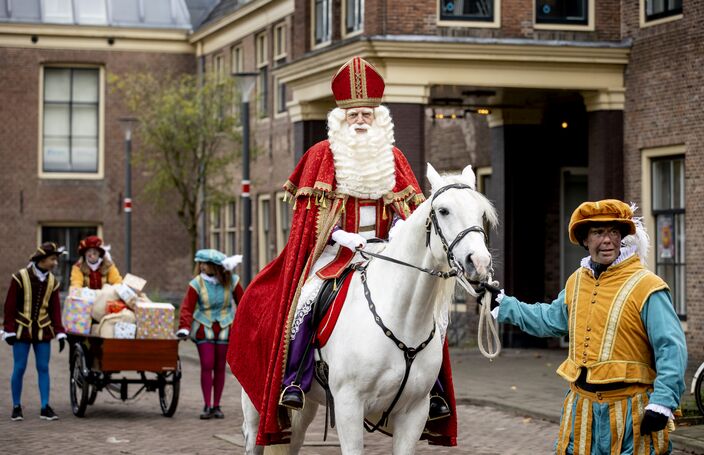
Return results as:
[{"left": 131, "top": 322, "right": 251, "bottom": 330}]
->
[
  {"left": 279, "top": 385, "right": 305, "bottom": 410},
  {"left": 428, "top": 395, "right": 451, "bottom": 421}
]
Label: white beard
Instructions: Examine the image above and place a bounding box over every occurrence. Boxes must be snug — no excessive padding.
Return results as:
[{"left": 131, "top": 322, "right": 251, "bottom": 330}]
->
[{"left": 328, "top": 106, "right": 396, "bottom": 199}]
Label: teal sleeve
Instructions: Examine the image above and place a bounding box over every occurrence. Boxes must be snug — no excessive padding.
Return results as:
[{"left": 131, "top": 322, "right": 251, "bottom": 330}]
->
[
  {"left": 642, "top": 290, "right": 687, "bottom": 410},
  {"left": 497, "top": 289, "right": 569, "bottom": 338}
]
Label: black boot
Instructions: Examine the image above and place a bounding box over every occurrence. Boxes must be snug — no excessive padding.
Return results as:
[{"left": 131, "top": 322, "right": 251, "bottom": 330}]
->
[
  {"left": 279, "top": 385, "right": 305, "bottom": 410},
  {"left": 428, "top": 395, "right": 451, "bottom": 421},
  {"left": 199, "top": 406, "right": 212, "bottom": 419}
]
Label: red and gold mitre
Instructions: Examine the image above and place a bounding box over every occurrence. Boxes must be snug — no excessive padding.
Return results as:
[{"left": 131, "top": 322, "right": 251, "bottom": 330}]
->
[{"left": 331, "top": 56, "right": 384, "bottom": 108}]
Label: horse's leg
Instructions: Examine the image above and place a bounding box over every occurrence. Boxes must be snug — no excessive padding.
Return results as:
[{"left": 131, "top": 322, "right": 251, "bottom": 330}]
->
[
  {"left": 288, "top": 401, "right": 319, "bottom": 454},
  {"left": 241, "top": 389, "right": 265, "bottom": 455},
  {"left": 390, "top": 398, "right": 429, "bottom": 455},
  {"left": 334, "top": 389, "right": 365, "bottom": 455}
]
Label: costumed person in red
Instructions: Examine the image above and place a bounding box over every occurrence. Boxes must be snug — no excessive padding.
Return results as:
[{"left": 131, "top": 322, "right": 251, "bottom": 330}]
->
[
  {"left": 177, "top": 249, "right": 243, "bottom": 419},
  {"left": 3, "top": 242, "right": 67, "bottom": 421},
  {"left": 228, "top": 56, "right": 458, "bottom": 447},
  {"left": 69, "top": 235, "right": 123, "bottom": 290}
]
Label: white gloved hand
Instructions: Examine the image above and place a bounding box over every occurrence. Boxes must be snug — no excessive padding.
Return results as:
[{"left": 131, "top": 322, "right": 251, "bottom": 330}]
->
[
  {"left": 388, "top": 219, "right": 406, "bottom": 241},
  {"left": 331, "top": 230, "right": 367, "bottom": 252}
]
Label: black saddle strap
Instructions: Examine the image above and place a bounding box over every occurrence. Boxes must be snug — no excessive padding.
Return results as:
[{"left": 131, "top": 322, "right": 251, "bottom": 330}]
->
[
  {"left": 314, "top": 349, "right": 336, "bottom": 441},
  {"left": 357, "top": 267, "right": 436, "bottom": 433}
]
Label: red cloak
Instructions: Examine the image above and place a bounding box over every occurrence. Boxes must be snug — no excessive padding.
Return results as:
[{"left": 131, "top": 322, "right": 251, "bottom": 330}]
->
[{"left": 227, "top": 140, "right": 456, "bottom": 446}]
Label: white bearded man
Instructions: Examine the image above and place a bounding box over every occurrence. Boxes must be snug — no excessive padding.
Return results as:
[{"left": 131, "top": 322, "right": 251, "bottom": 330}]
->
[{"left": 228, "top": 57, "right": 458, "bottom": 447}]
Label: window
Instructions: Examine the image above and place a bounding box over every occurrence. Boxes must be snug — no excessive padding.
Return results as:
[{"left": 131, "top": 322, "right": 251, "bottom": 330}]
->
[
  {"left": 226, "top": 201, "right": 237, "bottom": 255},
  {"left": 256, "top": 32, "right": 268, "bottom": 68},
  {"left": 439, "top": 0, "right": 495, "bottom": 22},
  {"left": 42, "top": 67, "right": 100, "bottom": 174},
  {"left": 210, "top": 205, "right": 222, "bottom": 251},
  {"left": 274, "top": 23, "right": 287, "bottom": 61},
  {"left": 276, "top": 79, "right": 287, "bottom": 114},
  {"left": 344, "top": 0, "right": 364, "bottom": 36},
  {"left": 644, "top": 0, "right": 682, "bottom": 22},
  {"left": 258, "top": 67, "right": 269, "bottom": 119},
  {"left": 536, "top": 0, "right": 588, "bottom": 25},
  {"left": 214, "top": 54, "right": 225, "bottom": 83},
  {"left": 231, "top": 45, "right": 243, "bottom": 74},
  {"left": 313, "top": 0, "right": 332, "bottom": 46},
  {"left": 275, "top": 192, "right": 291, "bottom": 253},
  {"left": 652, "top": 157, "right": 685, "bottom": 318},
  {"left": 41, "top": 224, "right": 99, "bottom": 291},
  {"left": 258, "top": 195, "right": 275, "bottom": 268}
]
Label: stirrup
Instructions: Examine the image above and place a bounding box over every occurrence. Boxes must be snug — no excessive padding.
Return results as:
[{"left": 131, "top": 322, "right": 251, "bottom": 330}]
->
[
  {"left": 279, "top": 384, "right": 305, "bottom": 411},
  {"left": 428, "top": 394, "right": 451, "bottom": 421}
]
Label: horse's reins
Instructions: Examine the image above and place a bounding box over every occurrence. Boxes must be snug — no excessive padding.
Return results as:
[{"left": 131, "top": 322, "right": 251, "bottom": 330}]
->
[{"left": 353, "top": 183, "right": 502, "bottom": 434}]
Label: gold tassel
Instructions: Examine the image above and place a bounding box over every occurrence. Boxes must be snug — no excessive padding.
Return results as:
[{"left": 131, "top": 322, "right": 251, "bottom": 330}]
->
[
  {"left": 306, "top": 196, "right": 311, "bottom": 210},
  {"left": 282, "top": 192, "right": 287, "bottom": 202},
  {"left": 341, "top": 202, "right": 346, "bottom": 213},
  {"left": 382, "top": 204, "right": 388, "bottom": 220},
  {"left": 293, "top": 198, "right": 298, "bottom": 210},
  {"left": 322, "top": 195, "right": 327, "bottom": 208},
  {"left": 333, "top": 278, "right": 338, "bottom": 291}
]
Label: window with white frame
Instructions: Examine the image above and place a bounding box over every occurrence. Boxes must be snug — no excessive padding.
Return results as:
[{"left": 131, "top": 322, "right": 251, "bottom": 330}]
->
[
  {"left": 274, "top": 23, "right": 287, "bottom": 61},
  {"left": 256, "top": 32, "right": 268, "bottom": 68},
  {"left": 652, "top": 156, "right": 686, "bottom": 318},
  {"left": 276, "top": 79, "right": 287, "bottom": 114},
  {"left": 42, "top": 67, "right": 100, "bottom": 173},
  {"left": 258, "top": 195, "right": 275, "bottom": 268},
  {"left": 41, "top": 224, "right": 99, "bottom": 290},
  {"left": 344, "top": 0, "right": 363, "bottom": 35},
  {"left": 313, "top": 0, "right": 332, "bottom": 46},
  {"left": 275, "top": 192, "right": 291, "bottom": 253},
  {"left": 536, "top": 0, "right": 588, "bottom": 25},
  {"left": 231, "top": 45, "right": 243, "bottom": 74},
  {"left": 210, "top": 205, "right": 222, "bottom": 251},
  {"left": 644, "top": 0, "right": 682, "bottom": 22},
  {"left": 439, "top": 0, "right": 495, "bottom": 22},
  {"left": 258, "top": 67, "right": 269, "bottom": 119},
  {"left": 226, "top": 201, "right": 237, "bottom": 255}
]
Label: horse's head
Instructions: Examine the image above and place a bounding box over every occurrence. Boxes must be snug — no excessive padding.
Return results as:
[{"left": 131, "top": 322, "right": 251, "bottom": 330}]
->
[{"left": 426, "top": 163, "right": 498, "bottom": 282}]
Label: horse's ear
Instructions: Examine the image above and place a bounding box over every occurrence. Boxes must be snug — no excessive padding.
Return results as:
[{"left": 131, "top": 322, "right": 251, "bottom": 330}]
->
[
  {"left": 462, "top": 165, "right": 477, "bottom": 190},
  {"left": 426, "top": 163, "right": 443, "bottom": 191}
]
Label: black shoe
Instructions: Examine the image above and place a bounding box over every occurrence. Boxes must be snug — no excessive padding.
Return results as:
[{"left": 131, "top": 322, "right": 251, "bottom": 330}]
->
[
  {"left": 11, "top": 405, "right": 23, "bottom": 421},
  {"left": 428, "top": 395, "right": 451, "bottom": 421},
  {"left": 40, "top": 405, "right": 58, "bottom": 421},
  {"left": 199, "top": 406, "right": 212, "bottom": 420},
  {"left": 279, "top": 385, "right": 304, "bottom": 410},
  {"left": 211, "top": 406, "right": 224, "bottom": 419}
]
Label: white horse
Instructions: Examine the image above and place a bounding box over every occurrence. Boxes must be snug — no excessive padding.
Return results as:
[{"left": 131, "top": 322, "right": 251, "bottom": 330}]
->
[{"left": 242, "top": 163, "right": 498, "bottom": 454}]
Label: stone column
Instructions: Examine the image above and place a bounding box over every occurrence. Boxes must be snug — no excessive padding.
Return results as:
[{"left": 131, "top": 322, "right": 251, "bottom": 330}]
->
[
  {"left": 582, "top": 90, "right": 625, "bottom": 200},
  {"left": 386, "top": 103, "right": 426, "bottom": 185}
]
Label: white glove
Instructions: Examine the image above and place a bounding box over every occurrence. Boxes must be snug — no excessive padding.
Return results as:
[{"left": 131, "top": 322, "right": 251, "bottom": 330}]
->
[
  {"left": 222, "top": 255, "right": 243, "bottom": 271},
  {"left": 388, "top": 219, "right": 405, "bottom": 241},
  {"left": 176, "top": 328, "right": 189, "bottom": 340},
  {"left": 331, "top": 230, "right": 367, "bottom": 252}
]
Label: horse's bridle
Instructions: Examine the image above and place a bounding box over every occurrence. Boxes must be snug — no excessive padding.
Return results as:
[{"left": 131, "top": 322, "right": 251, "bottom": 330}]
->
[{"left": 425, "top": 183, "right": 489, "bottom": 278}]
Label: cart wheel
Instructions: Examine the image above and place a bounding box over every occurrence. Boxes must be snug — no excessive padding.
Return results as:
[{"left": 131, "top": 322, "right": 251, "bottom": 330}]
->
[
  {"left": 695, "top": 373, "right": 704, "bottom": 417},
  {"left": 70, "top": 344, "right": 90, "bottom": 417},
  {"left": 87, "top": 384, "right": 98, "bottom": 405},
  {"left": 159, "top": 359, "right": 181, "bottom": 417}
]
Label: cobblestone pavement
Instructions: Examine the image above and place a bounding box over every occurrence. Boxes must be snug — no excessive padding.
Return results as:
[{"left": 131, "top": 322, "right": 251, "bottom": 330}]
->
[{"left": 0, "top": 342, "right": 691, "bottom": 454}]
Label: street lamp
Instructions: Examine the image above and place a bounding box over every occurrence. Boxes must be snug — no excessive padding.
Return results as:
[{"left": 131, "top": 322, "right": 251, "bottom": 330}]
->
[
  {"left": 232, "top": 72, "right": 258, "bottom": 287},
  {"left": 119, "top": 116, "right": 138, "bottom": 274}
]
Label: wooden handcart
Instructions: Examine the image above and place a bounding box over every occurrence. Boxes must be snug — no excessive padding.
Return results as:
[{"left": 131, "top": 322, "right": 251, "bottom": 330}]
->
[{"left": 67, "top": 333, "right": 181, "bottom": 417}]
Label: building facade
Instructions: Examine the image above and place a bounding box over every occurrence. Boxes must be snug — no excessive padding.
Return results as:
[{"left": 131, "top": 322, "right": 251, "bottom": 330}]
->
[{"left": 1, "top": 0, "right": 698, "bottom": 361}]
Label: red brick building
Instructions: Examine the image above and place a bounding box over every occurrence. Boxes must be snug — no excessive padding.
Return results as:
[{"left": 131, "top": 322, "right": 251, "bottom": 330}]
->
[{"left": 2, "top": 0, "right": 699, "bottom": 361}]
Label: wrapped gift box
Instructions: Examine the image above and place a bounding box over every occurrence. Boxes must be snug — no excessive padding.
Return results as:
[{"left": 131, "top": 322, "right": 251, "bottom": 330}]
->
[
  {"left": 63, "top": 288, "right": 97, "bottom": 335},
  {"left": 135, "top": 302, "right": 175, "bottom": 339},
  {"left": 114, "top": 322, "right": 137, "bottom": 339},
  {"left": 123, "top": 273, "right": 147, "bottom": 292}
]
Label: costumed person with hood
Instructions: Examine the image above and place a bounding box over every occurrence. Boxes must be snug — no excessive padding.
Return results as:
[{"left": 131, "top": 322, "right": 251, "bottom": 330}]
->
[
  {"left": 177, "top": 249, "right": 243, "bottom": 419},
  {"left": 69, "top": 235, "right": 123, "bottom": 290},
  {"left": 483, "top": 200, "right": 686, "bottom": 454},
  {"left": 228, "top": 56, "right": 458, "bottom": 447},
  {"left": 3, "top": 242, "right": 68, "bottom": 421}
]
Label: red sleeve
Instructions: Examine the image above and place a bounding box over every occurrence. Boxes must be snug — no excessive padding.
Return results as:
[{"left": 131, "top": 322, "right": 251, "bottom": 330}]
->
[
  {"left": 3, "top": 277, "right": 20, "bottom": 333},
  {"left": 49, "top": 287, "right": 65, "bottom": 334},
  {"left": 178, "top": 286, "right": 199, "bottom": 330},
  {"left": 233, "top": 283, "right": 244, "bottom": 305}
]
